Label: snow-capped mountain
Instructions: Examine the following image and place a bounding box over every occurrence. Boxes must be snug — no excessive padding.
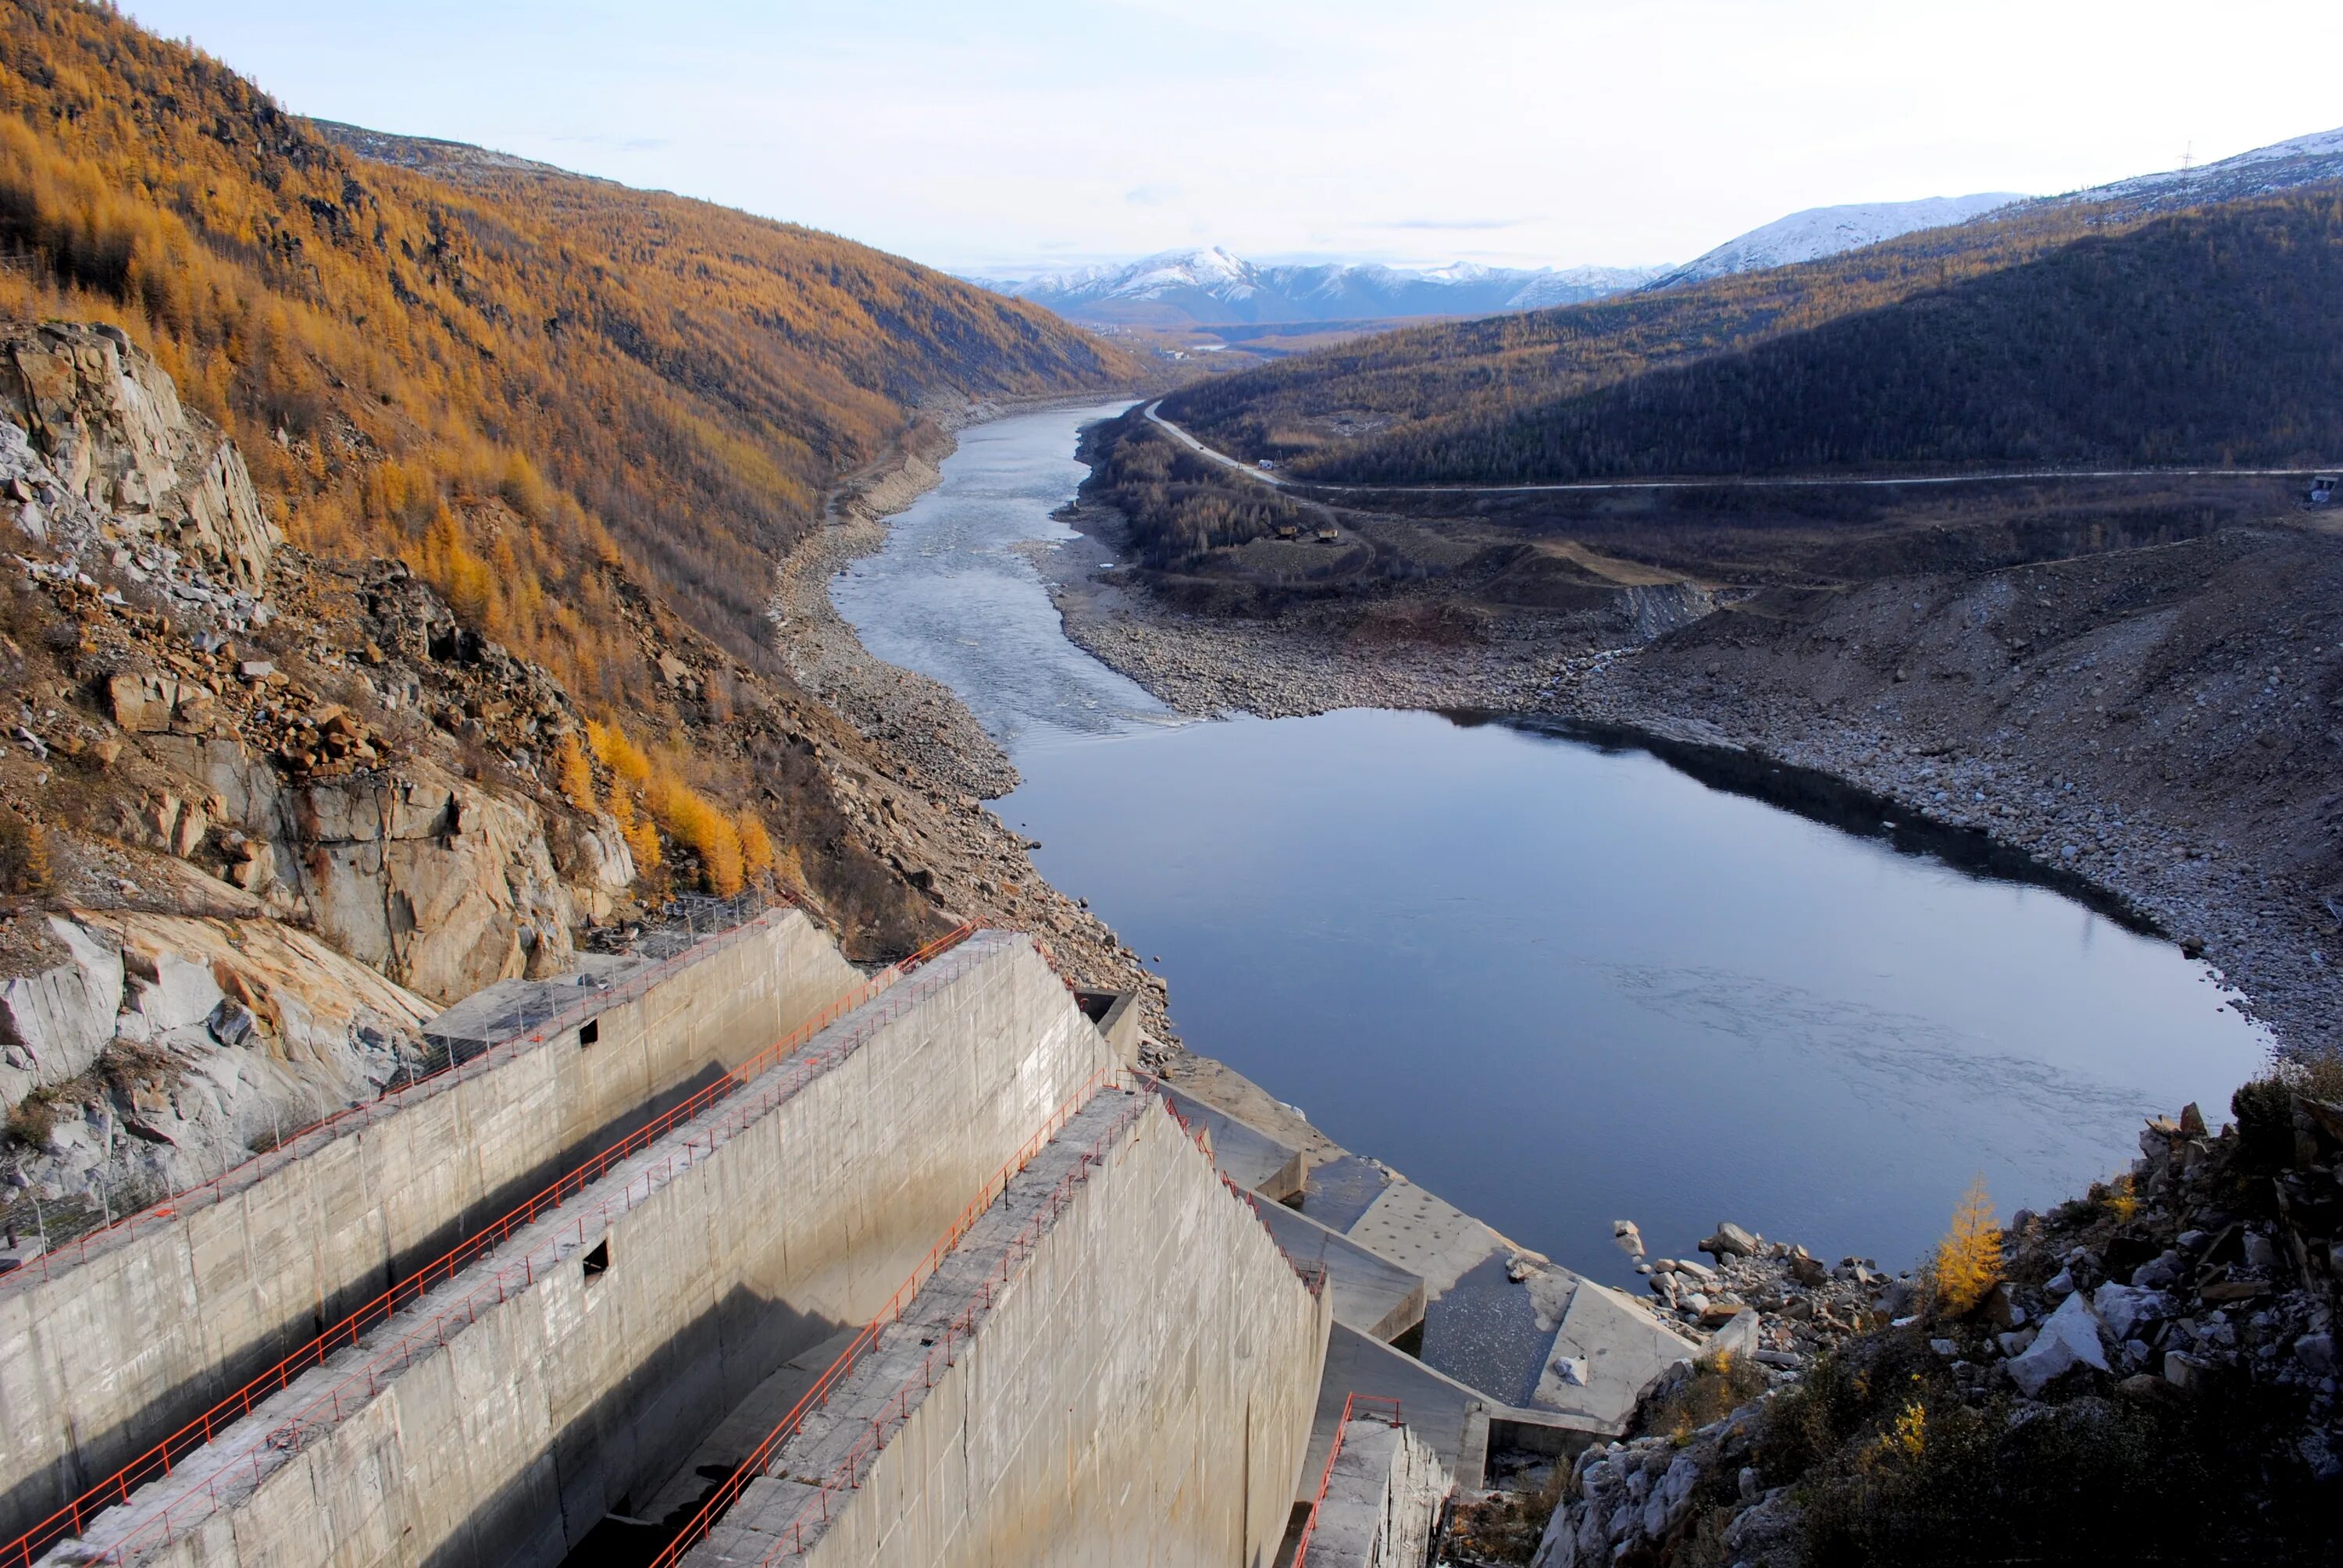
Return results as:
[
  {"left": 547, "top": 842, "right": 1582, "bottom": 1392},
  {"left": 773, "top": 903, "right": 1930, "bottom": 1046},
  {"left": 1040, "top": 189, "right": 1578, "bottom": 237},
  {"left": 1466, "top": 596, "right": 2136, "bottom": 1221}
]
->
[
  {"left": 968, "top": 248, "right": 1666, "bottom": 327},
  {"left": 1648, "top": 194, "right": 2024, "bottom": 290},
  {"left": 2052, "top": 124, "right": 2343, "bottom": 212},
  {"left": 1645, "top": 124, "right": 2343, "bottom": 293}
]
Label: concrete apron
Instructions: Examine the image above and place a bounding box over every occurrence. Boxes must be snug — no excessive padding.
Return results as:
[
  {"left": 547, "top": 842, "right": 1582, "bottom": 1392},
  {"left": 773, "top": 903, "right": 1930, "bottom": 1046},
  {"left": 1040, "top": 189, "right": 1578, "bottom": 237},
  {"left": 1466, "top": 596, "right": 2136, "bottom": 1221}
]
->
[
  {"left": 41, "top": 933, "right": 1113, "bottom": 1568},
  {"left": 694, "top": 1091, "right": 1332, "bottom": 1568}
]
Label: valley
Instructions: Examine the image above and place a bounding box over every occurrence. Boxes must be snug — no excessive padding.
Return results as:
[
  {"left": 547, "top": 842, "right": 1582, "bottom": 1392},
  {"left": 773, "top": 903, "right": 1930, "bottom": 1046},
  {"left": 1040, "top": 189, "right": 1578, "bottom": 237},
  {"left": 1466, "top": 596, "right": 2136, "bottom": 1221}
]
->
[{"left": 2, "top": 2, "right": 2341, "bottom": 1563}]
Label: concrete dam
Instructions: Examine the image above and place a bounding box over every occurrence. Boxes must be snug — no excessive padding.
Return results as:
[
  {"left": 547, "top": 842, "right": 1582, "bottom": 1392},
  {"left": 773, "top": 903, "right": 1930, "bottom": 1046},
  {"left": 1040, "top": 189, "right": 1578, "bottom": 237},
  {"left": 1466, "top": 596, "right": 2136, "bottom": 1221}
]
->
[{"left": 2, "top": 903, "right": 1692, "bottom": 1566}]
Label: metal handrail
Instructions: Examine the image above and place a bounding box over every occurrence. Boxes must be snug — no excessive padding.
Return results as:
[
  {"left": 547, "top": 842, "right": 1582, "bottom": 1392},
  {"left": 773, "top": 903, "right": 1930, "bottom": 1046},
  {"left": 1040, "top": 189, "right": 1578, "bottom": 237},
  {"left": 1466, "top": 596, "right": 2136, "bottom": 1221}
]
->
[
  {"left": 4, "top": 922, "right": 982, "bottom": 1568},
  {"left": 1, "top": 900, "right": 801, "bottom": 1295},
  {"left": 1291, "top": 1393, "right": 1407, "bottom": 1568}
]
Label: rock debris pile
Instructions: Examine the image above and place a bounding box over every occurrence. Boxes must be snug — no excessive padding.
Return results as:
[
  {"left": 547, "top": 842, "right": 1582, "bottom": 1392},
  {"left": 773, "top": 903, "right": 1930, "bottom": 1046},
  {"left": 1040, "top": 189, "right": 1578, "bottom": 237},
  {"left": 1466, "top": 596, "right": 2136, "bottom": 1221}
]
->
[{"left": 1535, "top": 1085, "right": 2343, "bottom": 1566}]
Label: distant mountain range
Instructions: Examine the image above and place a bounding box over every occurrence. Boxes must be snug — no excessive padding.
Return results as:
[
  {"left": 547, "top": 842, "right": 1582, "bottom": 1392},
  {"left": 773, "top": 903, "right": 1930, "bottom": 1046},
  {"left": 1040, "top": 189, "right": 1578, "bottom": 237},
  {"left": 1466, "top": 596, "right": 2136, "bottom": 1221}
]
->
[
  {"left": 1154, "top": 119, "right": 2343, "bottom": 490},
  {"left": 965, "top": 250, "right": 1666, "bottom": 328},
  {"left": 977, "top": 125, "right": 2343, "bottom": 332}
]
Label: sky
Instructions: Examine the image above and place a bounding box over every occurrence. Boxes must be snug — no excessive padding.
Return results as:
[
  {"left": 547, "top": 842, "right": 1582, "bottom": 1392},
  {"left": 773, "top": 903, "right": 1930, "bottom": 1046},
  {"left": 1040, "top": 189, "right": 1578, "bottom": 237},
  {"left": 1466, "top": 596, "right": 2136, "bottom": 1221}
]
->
[{"left": 127, "top": 0, "right": 2343, "bottom": 276}]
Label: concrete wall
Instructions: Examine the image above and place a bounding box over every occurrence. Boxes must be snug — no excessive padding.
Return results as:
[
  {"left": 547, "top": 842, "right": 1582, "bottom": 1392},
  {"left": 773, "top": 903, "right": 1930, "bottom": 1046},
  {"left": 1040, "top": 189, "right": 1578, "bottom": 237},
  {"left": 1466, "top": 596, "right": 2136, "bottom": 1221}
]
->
[
  {"left": 1300, "top": 1416, "right": 1450, "bottom": 1568},
  {"left": 55, "top": 932, "right": 1117, "bottom": 1568},
  {"left": 0, "top": 907, "right": 860, "bottom": 1546},
  {"left": 707, "top": 1095, "right": 1332, "bottom": 1568}
]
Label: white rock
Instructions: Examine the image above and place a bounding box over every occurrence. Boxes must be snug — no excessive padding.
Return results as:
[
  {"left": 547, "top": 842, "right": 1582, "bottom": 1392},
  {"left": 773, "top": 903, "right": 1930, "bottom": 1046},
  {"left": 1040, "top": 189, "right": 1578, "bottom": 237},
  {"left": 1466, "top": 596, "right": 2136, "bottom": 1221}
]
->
[
  {"left": 2093, "top": 1281, "right": 2174, "bottom": 1342},
  {"left": 2007, "top": 1290, "right": 2109, "bottom": 1396},
  {"left": 125, "top": 951, "right": 226, "bottom": 1033},
  {"left": 0, "top": 918, "right": 125, "bottom": 1108},
  {"left": 1709, "top": 1308, "right": 1762, "bottom": 1362}
]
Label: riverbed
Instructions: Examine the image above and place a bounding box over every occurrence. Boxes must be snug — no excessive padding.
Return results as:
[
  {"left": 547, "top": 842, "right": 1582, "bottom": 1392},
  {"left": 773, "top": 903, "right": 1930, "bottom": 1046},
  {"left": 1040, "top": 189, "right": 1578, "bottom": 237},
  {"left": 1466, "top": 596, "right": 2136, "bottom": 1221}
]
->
[{"left": 831, "top": 402, "right": 2273, "bottom": 1288}]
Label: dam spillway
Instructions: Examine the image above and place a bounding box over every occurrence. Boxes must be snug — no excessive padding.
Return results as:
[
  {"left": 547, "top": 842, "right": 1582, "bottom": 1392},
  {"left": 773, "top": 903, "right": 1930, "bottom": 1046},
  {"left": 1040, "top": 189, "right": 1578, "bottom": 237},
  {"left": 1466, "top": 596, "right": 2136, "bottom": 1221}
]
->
[{"left": 4, "top": 914, "right": 1349, "bottom": 1567}]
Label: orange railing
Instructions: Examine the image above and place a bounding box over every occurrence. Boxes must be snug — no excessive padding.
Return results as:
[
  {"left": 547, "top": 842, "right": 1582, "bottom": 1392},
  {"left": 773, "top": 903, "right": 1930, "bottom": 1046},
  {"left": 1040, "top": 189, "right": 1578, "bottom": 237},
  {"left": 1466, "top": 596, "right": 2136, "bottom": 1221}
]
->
[
  {"left": 1, "top": 900, "right": 804, "bottom": 1296},
  {"left": 0, "top": 922, "right": 981, "bottom": 1568},
  {"left": 745, "top": 1086, "right": 1152, "bottom": 1566},
  {"left": 1291, "top": 1393, "right": 1407, "bottom": 1568},
  {"left": 645, "top": 1065, "right": 1137, "bottom": 1568}
]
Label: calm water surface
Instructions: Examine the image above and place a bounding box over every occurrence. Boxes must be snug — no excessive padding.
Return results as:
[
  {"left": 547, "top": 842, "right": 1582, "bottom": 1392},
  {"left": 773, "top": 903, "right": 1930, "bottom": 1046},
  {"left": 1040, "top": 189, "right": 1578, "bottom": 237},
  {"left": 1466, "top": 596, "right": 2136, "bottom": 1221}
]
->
[{"left": 834, "top": 402, "right": 2273, "bottom": 1288}]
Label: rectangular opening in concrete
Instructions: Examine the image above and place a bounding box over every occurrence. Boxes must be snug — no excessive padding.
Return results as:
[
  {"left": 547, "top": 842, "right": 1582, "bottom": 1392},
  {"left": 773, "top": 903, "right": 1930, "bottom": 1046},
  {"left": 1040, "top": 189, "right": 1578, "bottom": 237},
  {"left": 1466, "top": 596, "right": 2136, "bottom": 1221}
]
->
[
  {"left": 580, "top": 1018, "right": 600, "bottom": 1047},
  {"left": 583, "top": 1241, "right": 610, "bottom": 1282}
]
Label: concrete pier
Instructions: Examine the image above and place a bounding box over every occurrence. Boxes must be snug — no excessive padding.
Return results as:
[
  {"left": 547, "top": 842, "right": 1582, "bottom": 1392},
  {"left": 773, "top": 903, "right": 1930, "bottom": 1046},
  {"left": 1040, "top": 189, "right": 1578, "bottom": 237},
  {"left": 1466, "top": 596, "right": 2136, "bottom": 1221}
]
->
[
  {"left": 690, "top": 1090, "right": 1332, "bottom": 1568},
  {"left": 34, "top": 933, "right": 1114, "bottom": 1567}
]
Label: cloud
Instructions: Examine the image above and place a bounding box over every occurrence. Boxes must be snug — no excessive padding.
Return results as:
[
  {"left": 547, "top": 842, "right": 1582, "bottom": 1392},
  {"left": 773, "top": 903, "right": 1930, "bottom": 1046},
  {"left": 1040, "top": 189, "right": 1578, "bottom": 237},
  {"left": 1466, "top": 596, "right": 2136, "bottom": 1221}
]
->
[
  {"left": 550, "top": 133, "right": 672, "bottom": 154},
  {"left": 1368, "top": 216, "right": 1538, "bottom": 231},
  {"left": 1124, "top": 181, "right": 1185, "bottom": 206}
]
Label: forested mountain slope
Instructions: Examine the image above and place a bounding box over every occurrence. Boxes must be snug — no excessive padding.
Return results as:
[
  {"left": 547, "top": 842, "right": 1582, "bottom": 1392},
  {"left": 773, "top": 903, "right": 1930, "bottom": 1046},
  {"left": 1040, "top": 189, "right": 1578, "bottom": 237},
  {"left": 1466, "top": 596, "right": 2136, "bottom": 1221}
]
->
[
  {"left": 1278, "top": 190, "right": 2343, "bottom": 483},
  {"left": 0, "top": 0, "right": 1136, "bottom": 702},
  {"left": 1157, "top": 187, "right": 2343, "bottom": 482}
]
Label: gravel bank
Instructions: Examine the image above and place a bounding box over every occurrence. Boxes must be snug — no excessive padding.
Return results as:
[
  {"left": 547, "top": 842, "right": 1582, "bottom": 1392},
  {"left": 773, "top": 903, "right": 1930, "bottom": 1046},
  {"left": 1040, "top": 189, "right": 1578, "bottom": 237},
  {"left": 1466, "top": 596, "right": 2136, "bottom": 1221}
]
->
[{"left": 1032, "top": 501, "right": 2340, "bottom": 1061}]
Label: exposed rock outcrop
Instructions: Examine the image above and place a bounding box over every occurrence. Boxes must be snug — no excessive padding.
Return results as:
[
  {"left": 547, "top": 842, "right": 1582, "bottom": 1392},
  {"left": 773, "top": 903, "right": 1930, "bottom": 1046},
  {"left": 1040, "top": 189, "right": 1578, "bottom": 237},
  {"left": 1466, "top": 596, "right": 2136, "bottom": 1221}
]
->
[
  {"left": 0, "top": 322, "right": 276, "bottom": 592},
  {"left": 5, "top": 907, "right": 432, "bottom": 1209}
]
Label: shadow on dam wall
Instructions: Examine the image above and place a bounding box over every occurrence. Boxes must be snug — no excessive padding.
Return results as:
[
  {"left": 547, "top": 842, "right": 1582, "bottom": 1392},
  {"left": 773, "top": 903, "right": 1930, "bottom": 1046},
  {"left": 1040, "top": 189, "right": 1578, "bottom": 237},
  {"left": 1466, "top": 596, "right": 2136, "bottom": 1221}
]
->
[
  {"left": 1464, "top": 711, "right": 2166, "bottom": 935},
  {"left": 0, "top": 908, "right": 862, "bottom": 1558},
  {"left": 421, "top": 1285, "right": 854, "bottom": 1568}
]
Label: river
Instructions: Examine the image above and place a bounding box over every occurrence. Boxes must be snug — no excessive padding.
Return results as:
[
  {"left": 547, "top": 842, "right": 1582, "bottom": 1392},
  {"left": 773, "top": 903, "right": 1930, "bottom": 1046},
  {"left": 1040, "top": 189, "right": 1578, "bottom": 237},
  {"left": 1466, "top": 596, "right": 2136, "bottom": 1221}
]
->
[{"left": 831, "top": 401, "right": 2273, "bottom": 1288}]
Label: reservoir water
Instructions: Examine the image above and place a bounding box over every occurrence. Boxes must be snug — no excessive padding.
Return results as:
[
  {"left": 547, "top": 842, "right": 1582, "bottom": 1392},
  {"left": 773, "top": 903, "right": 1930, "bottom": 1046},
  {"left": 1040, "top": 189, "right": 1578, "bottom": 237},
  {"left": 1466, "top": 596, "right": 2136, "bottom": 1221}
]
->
[{"left": 832, "top": 401, "right": 2273, "bottom": 1288}]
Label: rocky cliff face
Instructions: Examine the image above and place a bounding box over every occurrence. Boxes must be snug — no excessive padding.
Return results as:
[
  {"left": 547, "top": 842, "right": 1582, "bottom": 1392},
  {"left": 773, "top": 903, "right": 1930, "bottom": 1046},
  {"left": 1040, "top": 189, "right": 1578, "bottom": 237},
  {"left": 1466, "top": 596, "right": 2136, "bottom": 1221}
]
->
[{"left": 0, "top": 324, "right": 640, "bottom": 1231}]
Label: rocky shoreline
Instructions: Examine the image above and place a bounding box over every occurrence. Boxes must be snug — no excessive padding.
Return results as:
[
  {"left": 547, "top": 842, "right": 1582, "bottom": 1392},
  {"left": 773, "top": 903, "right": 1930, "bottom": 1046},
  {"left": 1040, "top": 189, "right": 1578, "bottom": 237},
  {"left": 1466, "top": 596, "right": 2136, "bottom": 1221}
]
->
[
  {"left": 1031, "top": 495, "right": 2333, "bottom": 1061},
  {"left": 773, "top": 397, "right": 1189, "bottom": 1053}
]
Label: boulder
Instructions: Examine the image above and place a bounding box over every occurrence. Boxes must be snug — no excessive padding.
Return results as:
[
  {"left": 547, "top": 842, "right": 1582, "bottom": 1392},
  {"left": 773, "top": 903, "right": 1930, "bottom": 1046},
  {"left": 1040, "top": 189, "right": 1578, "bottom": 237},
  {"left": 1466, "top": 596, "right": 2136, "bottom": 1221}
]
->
[
  {"left": 105, "top": 673, "right": 214, "bottom": 736},
  {"left": 1701, "top": 1221, "right": 1760, "bottom": 1259},
  {"left": 1708, "top": 1308, "right": 1761, "bottom": 1362},
  {"left": 1611, "top": 1220, "right": 1645, "bottom": 1258},
  {"left": 124, "top": 948, "right": 226, "bottom": 1033},
  {"left": 206, "top": 998, "right": 255, "bottom": 1047},
  {"left": 1787, "top": 1246, "right": 1828, "bottom": 1287},
  {"left": 2093, "top": 1282, "right": 2174, "bottom": 1342},
  {"left": 2007, "top": 1290, "right": 2109, "bottom": 1396}
]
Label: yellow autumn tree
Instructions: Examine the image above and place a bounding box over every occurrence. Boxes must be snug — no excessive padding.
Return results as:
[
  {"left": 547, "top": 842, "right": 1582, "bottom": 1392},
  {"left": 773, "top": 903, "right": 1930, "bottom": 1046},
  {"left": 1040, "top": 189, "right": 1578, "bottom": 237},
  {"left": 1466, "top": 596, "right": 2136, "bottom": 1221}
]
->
[
  {"left": 641, "top": 774, "right": 744, "bottom": 896},
  {"left": 1929, "top": 1176, "right": 2002, "bottom": 1317},
  {"left": 587, "top": 720, "right": 651, "bottom": 787},
  {"left": 736, "top": 811, "right": 776, "bottom": 882},
  {"left": 607, "top": 783, "right": 660, "bottom": 875},
  {"left": 554, "top": 732, "right": 594, "bottom": 811}
]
